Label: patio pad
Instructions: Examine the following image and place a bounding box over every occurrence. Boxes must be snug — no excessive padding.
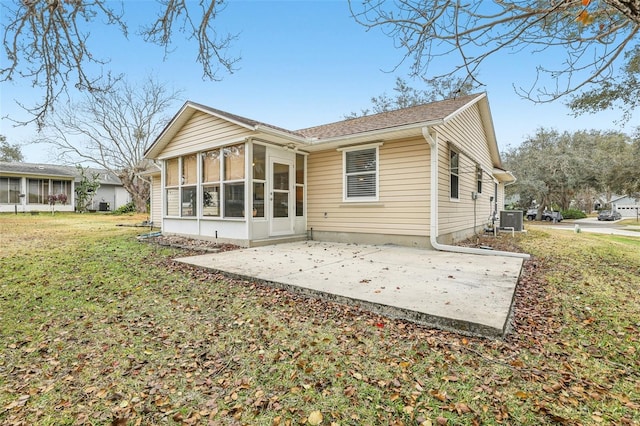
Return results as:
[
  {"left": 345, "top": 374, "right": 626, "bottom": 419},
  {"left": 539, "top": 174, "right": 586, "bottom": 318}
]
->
[{"left": 175, "top": 241, "right": 525, "bottom": 338}]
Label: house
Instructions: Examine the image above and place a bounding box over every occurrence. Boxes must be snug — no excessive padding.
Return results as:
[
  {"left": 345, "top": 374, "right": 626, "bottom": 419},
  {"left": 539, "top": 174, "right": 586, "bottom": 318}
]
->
[
  {"left": 612, "top": 194, "right": 640, "bottom": 219},
  {"left": 144, "top": 93, "right": 516, "bottom": 248},
  {"left": 79, "top": 167, "right": 131, "bottom": 212},
  {"left": 0, "top": 162, "right": 131, "bottom": 213}
]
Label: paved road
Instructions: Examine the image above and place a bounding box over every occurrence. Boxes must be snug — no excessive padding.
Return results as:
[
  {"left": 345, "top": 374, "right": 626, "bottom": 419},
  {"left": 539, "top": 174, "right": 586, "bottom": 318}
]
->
[{"left": 529, "top": 217, "right": 640, "bottom": 237}]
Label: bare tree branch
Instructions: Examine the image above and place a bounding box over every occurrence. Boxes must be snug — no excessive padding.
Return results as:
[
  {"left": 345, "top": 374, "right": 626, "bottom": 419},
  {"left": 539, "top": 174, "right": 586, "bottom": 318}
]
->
[
  {"left": 32, "top": 76, "right": 182, "bottom": 212},
  {"left": 1, "top": 0, "right": 238, "bottom": 127},
  {"left": 140, "top": 0, "right": 240, "bottom": 81},
  {"left": 1, "top": 0, "right": 125, "bottom": 128},
  {"left": 349, "top": 0, "right": 640, "bottom": 103}
]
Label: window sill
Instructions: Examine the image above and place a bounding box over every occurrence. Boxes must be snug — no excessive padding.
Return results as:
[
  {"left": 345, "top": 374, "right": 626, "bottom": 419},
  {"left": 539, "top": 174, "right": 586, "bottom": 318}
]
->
[{"left": 166, "top": 216, "right": 247, "bottom": 221}]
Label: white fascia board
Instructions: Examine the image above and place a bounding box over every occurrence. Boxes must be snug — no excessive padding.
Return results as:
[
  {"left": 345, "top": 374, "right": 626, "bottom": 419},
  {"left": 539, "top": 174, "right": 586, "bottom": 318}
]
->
[
  {"left": 305, "top": 120, "right": 445, "bottom": 152},
  {"left": 253, "top": 125, "right": 309, "bottom": 146}
]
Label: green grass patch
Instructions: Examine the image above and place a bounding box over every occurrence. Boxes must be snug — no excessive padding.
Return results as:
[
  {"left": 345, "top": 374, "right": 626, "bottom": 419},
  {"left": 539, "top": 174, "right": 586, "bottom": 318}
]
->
[{"left": 1, "top": 214, "right": 639, "bottom": 425}]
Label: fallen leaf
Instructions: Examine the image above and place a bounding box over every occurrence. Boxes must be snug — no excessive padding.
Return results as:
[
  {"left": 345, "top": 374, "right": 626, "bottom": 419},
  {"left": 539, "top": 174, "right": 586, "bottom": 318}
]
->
[{"left": 308, "top": 410, "right": 323, "bottom": 425}]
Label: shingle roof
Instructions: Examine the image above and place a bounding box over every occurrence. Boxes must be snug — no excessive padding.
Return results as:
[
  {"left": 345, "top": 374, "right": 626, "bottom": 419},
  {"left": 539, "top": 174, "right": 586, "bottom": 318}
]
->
[
  {"left": 0, "top": 162, "right": 122, "bottom": 185},
  {"left": 0, "top": 162, "right": 75, "bottom": 177},
  {"left": 296, "top": 93, "right": 483, "bottom": 139}
]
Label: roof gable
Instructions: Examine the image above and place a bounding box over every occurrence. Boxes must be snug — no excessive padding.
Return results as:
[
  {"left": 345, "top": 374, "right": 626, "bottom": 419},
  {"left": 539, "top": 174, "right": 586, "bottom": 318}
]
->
[
  {"left": 145, "top": 101, "right": 305, "bottom": 159},
  {"left": 145, "top": 93, "right": 501, "bottom": 166}
]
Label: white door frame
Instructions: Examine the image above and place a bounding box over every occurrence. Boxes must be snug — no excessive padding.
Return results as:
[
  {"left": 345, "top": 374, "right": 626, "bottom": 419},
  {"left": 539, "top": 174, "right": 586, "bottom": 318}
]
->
[{"left": 268, "top": 155, "right": 294, "bottom": 236}]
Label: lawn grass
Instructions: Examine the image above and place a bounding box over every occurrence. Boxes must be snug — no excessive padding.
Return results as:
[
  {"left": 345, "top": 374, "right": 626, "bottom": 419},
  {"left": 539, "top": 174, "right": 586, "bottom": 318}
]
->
[{"left": 1, "top": 214, "right": 639, "bottom": 425}]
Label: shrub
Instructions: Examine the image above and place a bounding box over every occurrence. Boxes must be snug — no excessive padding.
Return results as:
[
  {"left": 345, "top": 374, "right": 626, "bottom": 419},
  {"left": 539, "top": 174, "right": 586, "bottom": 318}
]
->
[
  {"left": 111, "top": 201, "right": 136, "bottom": 215},
  {"left": 562, "top": 208, "right": 587, "bottom": 219}
]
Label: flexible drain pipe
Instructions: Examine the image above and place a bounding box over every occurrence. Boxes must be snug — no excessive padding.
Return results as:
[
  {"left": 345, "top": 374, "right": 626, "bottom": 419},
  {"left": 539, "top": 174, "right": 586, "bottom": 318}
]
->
[{"left": 422, "top": 127, "right": 530, "bottom": 260}]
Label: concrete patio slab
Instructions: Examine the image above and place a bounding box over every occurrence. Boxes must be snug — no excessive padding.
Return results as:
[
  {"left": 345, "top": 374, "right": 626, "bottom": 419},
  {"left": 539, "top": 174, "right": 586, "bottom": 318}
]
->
[{"left": 175, "top": 241, "right": 525, "bottom": 338}]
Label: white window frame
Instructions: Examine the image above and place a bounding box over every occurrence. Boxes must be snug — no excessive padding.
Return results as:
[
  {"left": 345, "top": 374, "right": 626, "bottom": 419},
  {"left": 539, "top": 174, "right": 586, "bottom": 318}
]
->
[
  {"left": 450, "top": 147, "right": 460, "bottom": 201},
  {"left": 339, "top": 142, "right": 382, "bottom": 202}
]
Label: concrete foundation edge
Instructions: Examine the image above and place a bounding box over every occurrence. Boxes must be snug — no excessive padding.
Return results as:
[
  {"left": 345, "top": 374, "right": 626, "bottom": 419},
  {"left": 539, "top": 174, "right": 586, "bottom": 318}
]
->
[{"left": 184, "top": 265, "right": 508, "bottom": 339}]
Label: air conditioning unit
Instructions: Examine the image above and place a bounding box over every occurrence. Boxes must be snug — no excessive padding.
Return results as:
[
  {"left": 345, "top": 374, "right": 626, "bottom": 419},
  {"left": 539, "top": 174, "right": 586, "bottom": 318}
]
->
[{"left": 500, "top": 210, "right": 523, "bottom": 231}]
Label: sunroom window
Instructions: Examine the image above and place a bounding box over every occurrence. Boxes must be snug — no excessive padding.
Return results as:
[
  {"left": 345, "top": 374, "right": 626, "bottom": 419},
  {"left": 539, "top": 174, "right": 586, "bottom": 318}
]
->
[
  {"left": 165, "top": 143, "right": 246, "bottom": 219},
  {"left": 202, "top": 149, "right": 221, "bottom": 217},
  {"left": 252, "top": 144, "right": 266, "bottom": 218},
  {"left": 223, "top": 144, "right": 245, "bottom": 217},
  {"left": 295, "top": 153, "right": 305, "bottom": 216},
  {"left": 165, "top": 158, "right": 179, "bottom": 216}
]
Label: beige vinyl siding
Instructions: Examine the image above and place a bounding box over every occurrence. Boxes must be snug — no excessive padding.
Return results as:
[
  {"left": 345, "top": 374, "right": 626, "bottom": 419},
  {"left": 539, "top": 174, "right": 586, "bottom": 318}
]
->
[
  {"left": 307, "top": 137, "right": 431, "bottom": 236},
  {"left": 160, "top": 111, "right": 253, "bottom": 159},
  {"left": 150, "top": 175, "right": 162, "bottom": 226},
  {"left": 435, "top": 104, "right": 495, "bottom": 237}
]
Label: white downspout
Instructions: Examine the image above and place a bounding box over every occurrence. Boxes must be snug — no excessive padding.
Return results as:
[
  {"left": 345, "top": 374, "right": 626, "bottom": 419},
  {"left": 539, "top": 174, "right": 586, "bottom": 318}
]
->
[{"left": 422, "top": 127, "right": 530, "bottom": 259}]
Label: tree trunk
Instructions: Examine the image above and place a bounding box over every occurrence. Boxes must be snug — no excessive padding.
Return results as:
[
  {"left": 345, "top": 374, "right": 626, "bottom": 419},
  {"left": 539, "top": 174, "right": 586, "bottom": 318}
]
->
[{"left": 118, "top": 170, "right": 150, "bottom": 213}]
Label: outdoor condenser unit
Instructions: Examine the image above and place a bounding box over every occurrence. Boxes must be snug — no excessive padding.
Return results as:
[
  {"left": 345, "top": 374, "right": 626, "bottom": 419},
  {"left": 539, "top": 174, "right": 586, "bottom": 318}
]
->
[{"left": 500, "top": 210, "right": 524, "bottom": 231}]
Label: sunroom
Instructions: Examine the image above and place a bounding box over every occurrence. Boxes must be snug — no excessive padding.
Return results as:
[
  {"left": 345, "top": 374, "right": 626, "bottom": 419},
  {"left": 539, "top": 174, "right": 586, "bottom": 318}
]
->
[{"left": 159, "top": 139, "right": 307, "bottom": 247}]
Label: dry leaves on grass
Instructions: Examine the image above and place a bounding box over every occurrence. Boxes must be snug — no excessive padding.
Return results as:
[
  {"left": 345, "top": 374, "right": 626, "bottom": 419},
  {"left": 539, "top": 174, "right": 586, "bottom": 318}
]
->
[{"left": 2, "top": 229, "right": 639, "bottom": 425}]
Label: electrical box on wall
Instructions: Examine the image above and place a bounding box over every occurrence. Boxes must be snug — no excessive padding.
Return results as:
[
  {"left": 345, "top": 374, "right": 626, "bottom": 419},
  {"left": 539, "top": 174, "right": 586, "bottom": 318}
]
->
[{"left": 471, "top": 191, "right": 478, "bottom": 200}]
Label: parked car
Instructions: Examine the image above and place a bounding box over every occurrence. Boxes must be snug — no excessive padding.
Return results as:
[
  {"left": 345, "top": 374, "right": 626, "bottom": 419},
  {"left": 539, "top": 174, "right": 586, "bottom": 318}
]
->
[
  {"left": 526, "top": 209, "right": 563, "bottom": 222},
  {"left": 597, "top": 210, "right": 622, "bottom": 221}
]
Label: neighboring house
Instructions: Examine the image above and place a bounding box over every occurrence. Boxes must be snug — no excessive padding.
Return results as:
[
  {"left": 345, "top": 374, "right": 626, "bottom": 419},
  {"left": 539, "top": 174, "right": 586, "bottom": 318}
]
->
[
  {"left": 0, "top": 162, "right": 131, "bottom": 213},
  {"left": 80, "top": 167, "right": 131, "bottom": 212},
  {"left": 144, "top": 93, "right": 515, "bottom": 248},
  {"left": 612, "top": 194, "right": 640, "bottom": 218}
]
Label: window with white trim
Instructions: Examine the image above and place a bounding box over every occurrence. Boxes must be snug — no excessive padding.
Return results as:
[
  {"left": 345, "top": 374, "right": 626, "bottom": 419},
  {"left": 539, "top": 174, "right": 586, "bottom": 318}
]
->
[
  {"left": 252, "top": 144, "right": 266, "bottom": 218},
  {"left": 0, "top": 177, "right": 21, "bottom": 204},
  {"left": 165, "top": 158, "right": 180, "bottom": 216},
  {"left": 450, "top": 148, "right": 459, "bottom": 200},
  {"left": 476, "top": 164, "right": 483, "bottom": 194},
  {"left": 295, "top": 153, "right": 305, "bottom": 216},
  {"left": 222, "top": 144, "right": 245, "bottom": 217},
  {"left": 202, "top": 149, "right": 221, "bottom": 217},
  {"left": 25, "top": 178, "right": 72, "bottom": 204},
  {"left": 181, "top": 154, "right": 197, "bottom": 216},
  {"left": 343, "top": 145, "right": 379, "bottom": 201}
]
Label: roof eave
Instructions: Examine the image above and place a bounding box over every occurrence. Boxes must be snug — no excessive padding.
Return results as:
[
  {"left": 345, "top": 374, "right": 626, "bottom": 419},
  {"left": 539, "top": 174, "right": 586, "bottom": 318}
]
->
[
  {"left": 253, "top": 125, "right": 309, "bottom": 146},
  {"left": 493, "top": 168, "right": 516, "bottom": 183},
  {"left": 304, "top": 120, "right": 446, "bottom": 151}
]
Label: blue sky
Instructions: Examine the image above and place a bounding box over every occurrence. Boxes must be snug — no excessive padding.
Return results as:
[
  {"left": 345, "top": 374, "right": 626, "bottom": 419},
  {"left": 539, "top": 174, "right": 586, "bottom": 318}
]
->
[{"left": 1, "top": 0, "right": 637, "bottom": 164}]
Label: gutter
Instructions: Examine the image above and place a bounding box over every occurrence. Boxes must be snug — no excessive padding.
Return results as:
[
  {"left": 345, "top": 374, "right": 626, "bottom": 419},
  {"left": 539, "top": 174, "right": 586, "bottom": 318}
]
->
[{"left": 421, "top": 127, "right": 530, "bottom": 260}]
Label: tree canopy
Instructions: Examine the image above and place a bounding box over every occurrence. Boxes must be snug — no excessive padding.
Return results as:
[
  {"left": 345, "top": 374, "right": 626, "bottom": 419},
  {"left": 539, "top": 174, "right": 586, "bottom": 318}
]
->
[
  {"left": 0, "top": 134, "right": 24, "bottom": 162},
  {"left": 345, "top": 76, "right": 477, "bottom": 118},
  {"left": 349, "top": 1, "right": 640, "bottom": 112},
  {"left": 1, "top": 0, "right": 238, "bottom": 127},
  {"left": 503, "top": 128, "right": 639, "bottom": 212}
]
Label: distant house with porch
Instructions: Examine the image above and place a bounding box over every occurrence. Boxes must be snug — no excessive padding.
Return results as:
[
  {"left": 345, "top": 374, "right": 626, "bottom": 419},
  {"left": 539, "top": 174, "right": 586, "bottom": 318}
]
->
[
  {"left": 0, "top": 162, "right": 130, "bottom": 213},
  {"left": 144, "top": 93, "right": 516, "bottom": 248}
]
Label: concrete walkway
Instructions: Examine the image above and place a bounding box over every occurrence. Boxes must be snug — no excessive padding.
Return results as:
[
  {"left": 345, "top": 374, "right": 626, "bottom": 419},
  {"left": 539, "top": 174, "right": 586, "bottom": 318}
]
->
[{"left": 175, "top": 241, "right": 525, "bottom": 338}]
